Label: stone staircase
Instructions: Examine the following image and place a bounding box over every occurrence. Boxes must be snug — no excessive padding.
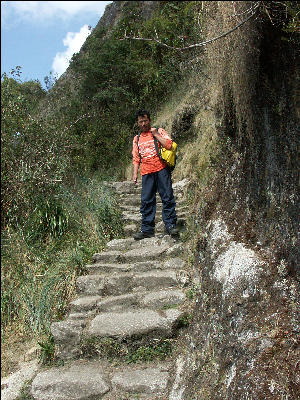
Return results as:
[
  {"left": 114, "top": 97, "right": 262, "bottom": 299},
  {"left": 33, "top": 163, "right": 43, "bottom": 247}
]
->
[{"left": 30, "top": 179, "right": 191, "bottom": 400}]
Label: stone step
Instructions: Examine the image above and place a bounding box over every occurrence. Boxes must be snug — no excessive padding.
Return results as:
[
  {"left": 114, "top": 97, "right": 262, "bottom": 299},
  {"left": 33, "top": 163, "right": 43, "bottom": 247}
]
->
[
  {"left": 109, "top": 365, "right": 170, "bottom": 399},
  {"left": 121, "top": 206, "right": 189, "bottom": 216},
  {"left": 76, "top": 270, "right": 183, "bottom": 296},
  {"left": 86, "top": 260, "right": 161, "bottom": 274},
  {"left": 93, "top": 239, "right": 184, "bottom": 263},
  {"left": 122, "top": 212, "right": 141, "bottom": 223},
  {"left": 92, "top": 240, "right": 173, "bottom": 263},
  {"left": 122, "top": 210, "right": 188, "bottom": 225},
  {"left": 30, "top": 360, "right": 171, "bottom": 400},
  {"left": 86, "top": 256, "right": 185, "bottom": 275},
  {"left": 51, "top": 307, "right": 186, "bottom": 361},
  {"left": 118, "top": 194, "right": 187, "bottom": 208},
  {"left": 108, "top": 178, "right": 188, "bottom": 193},
  {"left": 123, "top": 223, "right": 137, "bottom": 236},
  {"left": 51, "top": 319, "right": 86, "bottom": 360},
  {"left": 70, "top": 288, "right": 186, "bottom": 314},
  {"left": 105, "top": 237, "right": 136, "bottom": 251},
  {"left": 120, "top": 204, "right": 189, "bottom": 213},
  {"left": 118, "top": 195, "right": 141, "bottom": 206},
  {"left": 123, "top": 221, "right": 187, "bottom": 238},
  {"left": 105, "top": 181, "right": 142, "bottom": 194},
  {"left": 86, "top": 308, "right": 184, "bottom": 340},
  {"left": 104, "top": 235, "right": 175, "bottom": 252},
  {"left": 156, "top": 218, "right": 186, "bottom": 233},
  {"left": 28, "top": 178, "right": 190, "bottom": 399}
]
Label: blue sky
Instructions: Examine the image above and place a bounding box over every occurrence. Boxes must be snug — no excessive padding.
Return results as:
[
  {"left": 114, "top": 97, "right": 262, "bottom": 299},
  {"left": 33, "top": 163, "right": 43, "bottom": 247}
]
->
[{"left": 1, "top": 1, "right": 112, "bottom": 89}]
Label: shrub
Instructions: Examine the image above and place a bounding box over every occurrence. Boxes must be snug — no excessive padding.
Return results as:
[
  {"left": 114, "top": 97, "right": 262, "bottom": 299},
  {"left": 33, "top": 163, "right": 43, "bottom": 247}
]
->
[{"left": 1, "top": 175, "right": 123, "bottom": 343}]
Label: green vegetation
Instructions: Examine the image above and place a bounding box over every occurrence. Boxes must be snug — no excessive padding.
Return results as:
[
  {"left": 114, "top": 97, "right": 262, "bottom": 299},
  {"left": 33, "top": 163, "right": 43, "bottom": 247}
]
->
[
  {"left": 16, "top": 380, "right": 35, "bottom": 400},
  {"left": 81, "top": 337, "right": 125, "bottom": 361},
  {"left": 38, "top": 335, "right": 56, "bottom": 366},
  {"left": 80, "top": 336, "right": 173, "bottom": 364},
  {"left": 186, "top": 285, "right": 200, "bottom": 300},
  {"left": 125, "top": 339, "right": 173, "bottom": 364},
  {"left": 48, "top": 1, "right": 204, "bottom": 173},
  {"left": 1, "top": 60, "right": 124, "bottom": 364},
  {"left": 1, "top": 177, "right": 123, "bottom": 340},
  {"left": 177, "top": 313, "right": 193, "bottom": 327}
]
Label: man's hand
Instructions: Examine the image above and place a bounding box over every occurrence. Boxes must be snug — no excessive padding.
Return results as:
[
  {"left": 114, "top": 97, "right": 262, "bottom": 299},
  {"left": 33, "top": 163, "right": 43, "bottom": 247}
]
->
[
  {"left": 133, "top": 172, "right": 138, "bottom": 184},
  {"left": 133, "top": 164, "right": 139, "bottom": 184},
  {"left": 150, "top": 127, "right": 158, "bottom": 136},
  {"left": 151, "top": 127, "right": 169, "bottom": 148}
]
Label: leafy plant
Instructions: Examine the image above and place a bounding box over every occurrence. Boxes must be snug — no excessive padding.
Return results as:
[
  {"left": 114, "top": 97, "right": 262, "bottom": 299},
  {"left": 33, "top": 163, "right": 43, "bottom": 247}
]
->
[
  {"left": 38, "top": 334, "right": 55, "bottom": 365},
  {"left": 125, "top": 339, "right": 173, "bottom": 364},
  {"left": 1, "top": 69, "right": 72, "bottom": 230},
  {"left": 177, "top": 313, "right": 193, "bottom": 327},
  {"left": 15, "top": 380, "right": 35, "bottom": 400}
]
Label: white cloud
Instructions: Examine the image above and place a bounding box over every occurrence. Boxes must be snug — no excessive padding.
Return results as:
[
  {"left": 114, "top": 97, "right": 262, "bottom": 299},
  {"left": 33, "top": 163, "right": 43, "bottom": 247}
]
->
[
  {"left": 52, "top": 24, "right": 91, "bottom": 78},
  {"left": 2, "top": 1, "right": 112, "bottom": 26}
]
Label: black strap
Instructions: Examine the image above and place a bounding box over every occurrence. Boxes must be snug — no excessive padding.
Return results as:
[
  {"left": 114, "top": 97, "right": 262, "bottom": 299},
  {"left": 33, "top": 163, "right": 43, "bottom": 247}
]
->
[
  {"left": 137, "top": 128, "right": 162, "bottom": 163},
  {"left": 153, "top": 135, "right": 162, "bottom": 161},
  {"left": 137, "top": 132, "right": 141, "bottom": 163}
]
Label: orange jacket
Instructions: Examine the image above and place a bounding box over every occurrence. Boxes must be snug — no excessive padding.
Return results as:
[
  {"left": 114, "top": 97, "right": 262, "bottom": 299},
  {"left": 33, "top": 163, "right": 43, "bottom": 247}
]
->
[{"left": 132, "top": 128, "right": 173, "bottom": 176}]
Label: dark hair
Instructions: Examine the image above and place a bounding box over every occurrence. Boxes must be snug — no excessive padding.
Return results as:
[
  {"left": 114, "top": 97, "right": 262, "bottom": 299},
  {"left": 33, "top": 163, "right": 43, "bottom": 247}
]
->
[{"left": 136, "top": 110, "right": 151, "bottom": 120}]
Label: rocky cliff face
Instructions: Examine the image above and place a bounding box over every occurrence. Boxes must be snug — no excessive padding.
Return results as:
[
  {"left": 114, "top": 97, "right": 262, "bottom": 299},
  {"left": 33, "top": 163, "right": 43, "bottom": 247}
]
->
[{"left": 162, "top": 2, "right": 300, "bottom": 398}]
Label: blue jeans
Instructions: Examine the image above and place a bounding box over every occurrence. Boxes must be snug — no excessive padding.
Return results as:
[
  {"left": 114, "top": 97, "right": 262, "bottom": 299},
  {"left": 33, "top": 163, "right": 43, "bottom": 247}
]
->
[{"left": 140, "top": 168, "right": 177, "bottom": 234}]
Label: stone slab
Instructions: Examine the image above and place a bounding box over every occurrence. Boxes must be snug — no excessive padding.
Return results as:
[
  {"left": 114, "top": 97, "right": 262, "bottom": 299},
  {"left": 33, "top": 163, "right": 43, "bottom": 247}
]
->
[
  {"left": 76, "top": 275, "right": 105, "bottom": 295},
  {"left": 87, "top": 309, "right": 182, "bottom": 339},
  {"left": 51, "top": 320, "right": 85, "bottom": 360},
  {"left": 132, "top": 270, "right": 179, "bottom": 289},
  {"left": 70, "top": 296, "right": 102, "bottom": 312},
  {"left": 97, "top": 293, "right": 139, "bottom": 312},
  {"left": 1, "top": 360, "right": 39, "bottom": 400},
  {"left": 85, "top": 260, "right": 162, "bottom": 275},
  {"left": 106, "top": 237, "right": 135, "bottom": 250},
  {"left": 92, "top": 250, "right": 125, "bottom": 264},
  {"left": 111, "top": 366, "right": 169, "bottom": 394},
  {"left": 30, "top": 361, "right": 109, "bottom": 400},
  {"left": 141, "top": 289, "right": 185, "bottom": 308},
  {"left": 163, "top": 258, "right": 186, "bottom": 270},
  {"left": 122, "top": 244, "right": 169, "bottom": 262}
]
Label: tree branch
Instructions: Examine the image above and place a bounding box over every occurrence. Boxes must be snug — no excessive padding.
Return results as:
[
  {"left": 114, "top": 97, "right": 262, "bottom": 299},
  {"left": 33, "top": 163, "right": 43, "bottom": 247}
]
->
[
  {"left": 120, "top": 1, "right": 262, "bottom": 51},
  {"left": 230, "top": 1, "right": 261, "bottom": 18}
]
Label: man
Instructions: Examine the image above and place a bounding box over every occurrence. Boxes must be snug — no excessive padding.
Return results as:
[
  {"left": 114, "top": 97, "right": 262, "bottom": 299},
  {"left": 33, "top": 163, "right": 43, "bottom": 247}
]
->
[{"left": 132, "top": 110, "right": 178, "bottom": 240}]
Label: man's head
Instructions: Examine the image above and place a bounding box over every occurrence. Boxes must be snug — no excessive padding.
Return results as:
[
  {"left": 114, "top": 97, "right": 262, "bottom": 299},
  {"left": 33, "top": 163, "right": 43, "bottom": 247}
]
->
[{"left": 136, "top": 110, "right": 151, "bottom": 132}]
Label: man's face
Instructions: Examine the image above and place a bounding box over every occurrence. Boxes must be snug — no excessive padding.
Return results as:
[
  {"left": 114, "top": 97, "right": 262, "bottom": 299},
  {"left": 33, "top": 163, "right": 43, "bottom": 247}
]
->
[{"left": 137, "top": 115, "right": 151, "bottom": 132}]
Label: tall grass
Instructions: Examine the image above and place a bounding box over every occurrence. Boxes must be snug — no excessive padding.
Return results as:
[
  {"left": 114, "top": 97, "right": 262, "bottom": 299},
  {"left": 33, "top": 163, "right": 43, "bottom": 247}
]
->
[{"left": 1, "top": 175, "right": 123, "bottom": 346}]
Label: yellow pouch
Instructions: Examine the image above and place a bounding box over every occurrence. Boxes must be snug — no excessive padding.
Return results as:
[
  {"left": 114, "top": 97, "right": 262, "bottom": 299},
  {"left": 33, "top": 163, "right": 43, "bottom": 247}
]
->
[{"left": 160, "top": 141, "right": 177, "bottom": 167}]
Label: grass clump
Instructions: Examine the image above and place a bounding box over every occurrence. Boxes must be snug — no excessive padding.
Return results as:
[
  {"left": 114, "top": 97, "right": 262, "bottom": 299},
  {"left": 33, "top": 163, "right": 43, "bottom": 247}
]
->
[
  {"left": 1, "top": 175, "right": 123, "bottom": 375},
  {"left": 15, "top": 380, "right": 35, "bottom": 400},
  {"left": 81, "top": 337, "right": 125, "bottom": 361},
  {"left": 177, "top": 313, "right": 193, "bottom": 328},
  {"left": 80, "top": 337, "right": 173, "bottom": 364},
  {"left": 125, "top": 339, "right": 173, "bottom": 364}
]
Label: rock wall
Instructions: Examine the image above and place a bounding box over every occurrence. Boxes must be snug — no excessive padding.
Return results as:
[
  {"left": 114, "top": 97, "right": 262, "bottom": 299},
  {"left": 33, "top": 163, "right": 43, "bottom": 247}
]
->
[{"left": 164, "top": 3, "right": 300, "bottom": 399}]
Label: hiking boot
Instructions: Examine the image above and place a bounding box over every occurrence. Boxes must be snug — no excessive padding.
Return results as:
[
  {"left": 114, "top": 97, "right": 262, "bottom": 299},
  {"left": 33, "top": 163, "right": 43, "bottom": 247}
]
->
[
  {"left": 166, "top": 225, "right": 179, "bottom": 237},
  {"left": 133, "top": 231, "right": 155, "bottom": 240}
]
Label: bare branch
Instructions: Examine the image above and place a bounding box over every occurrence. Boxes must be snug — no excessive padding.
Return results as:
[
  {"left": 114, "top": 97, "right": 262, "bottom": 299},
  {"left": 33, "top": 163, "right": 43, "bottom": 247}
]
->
[
  {"left": 263, "top": 4, "right": 275, "bottom": 25},
  {"left": 230, "top": 1, "right": 261, "bottom": 18},
  {"left": 120, "top": 1, "right": 262, "bottom": 51}
]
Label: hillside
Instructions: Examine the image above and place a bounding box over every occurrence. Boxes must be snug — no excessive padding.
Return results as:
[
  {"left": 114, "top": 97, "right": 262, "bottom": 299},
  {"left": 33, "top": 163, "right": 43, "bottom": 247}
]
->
[{"left": 1, "top": 1, "right": 299, "bottom": 399}]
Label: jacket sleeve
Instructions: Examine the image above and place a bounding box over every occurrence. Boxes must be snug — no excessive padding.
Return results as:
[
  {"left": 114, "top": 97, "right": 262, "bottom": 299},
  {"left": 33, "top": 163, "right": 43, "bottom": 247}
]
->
[
  {"left": 132, "top": 135, "right": 140, "bottom": 166},
  {"left": 158, "top": 128, "right": 173, "bottom": 150}
]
